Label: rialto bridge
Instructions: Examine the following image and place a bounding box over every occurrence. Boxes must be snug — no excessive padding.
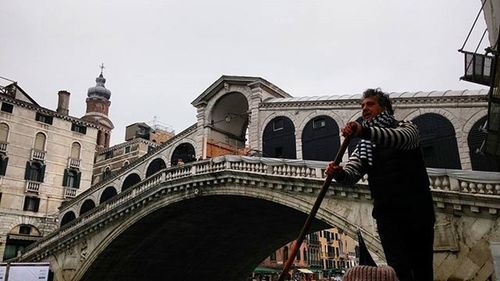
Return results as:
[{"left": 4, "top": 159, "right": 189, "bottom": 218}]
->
[{"left": 11, "top": 76, "right": 500, "bottom": 280}]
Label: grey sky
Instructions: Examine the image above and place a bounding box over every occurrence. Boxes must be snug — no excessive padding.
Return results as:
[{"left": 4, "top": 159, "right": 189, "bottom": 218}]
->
[{"left": 0, "top": 1, "right": 489, "bottom": 145}]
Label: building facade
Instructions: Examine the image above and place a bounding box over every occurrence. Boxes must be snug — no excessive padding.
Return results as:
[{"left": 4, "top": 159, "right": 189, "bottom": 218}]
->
[
  {"left": 257, "top": 229, "right": 357, "bottom": 280},
  {"left": 0, "top": 79, "right": 100, "bottom": 260}
]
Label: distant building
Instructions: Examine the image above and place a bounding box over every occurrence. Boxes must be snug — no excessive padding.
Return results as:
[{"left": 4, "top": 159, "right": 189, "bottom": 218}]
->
[
  {"left": 125, "top": 122, "right": 174, "bottom": 144},
  {"left": 0, "top": 77, "right": 101, "bottom": 260},
  {"left": 92, "top": 138, "right": 159, "bottom": 184},
  {"left": 257, "top": 228, "right": 358, "bottom": 280},
  {"left": 92, "top": 121, "right": 174, "bottom": 184},
  {"left": 318, "top": 228, "right": 358, "bottom": 277}
]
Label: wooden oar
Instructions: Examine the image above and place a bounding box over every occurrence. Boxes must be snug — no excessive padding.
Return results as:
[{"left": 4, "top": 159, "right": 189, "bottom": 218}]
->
[{"left": 277, "top": 136, "right": 351, "bottom": 281}]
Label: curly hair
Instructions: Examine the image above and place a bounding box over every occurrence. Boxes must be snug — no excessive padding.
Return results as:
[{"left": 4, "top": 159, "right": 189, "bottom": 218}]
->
[{"left": 362, "top": 88, "right": 394, "bottom": 115}]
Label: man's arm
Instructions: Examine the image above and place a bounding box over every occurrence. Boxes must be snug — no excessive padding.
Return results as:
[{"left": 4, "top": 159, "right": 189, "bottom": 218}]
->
[
  {"left": 362, "top": 120, "right": 419, "bottom": 150},
  {"left": 327, "top": 147, "right": 366, "bottom": 185}
]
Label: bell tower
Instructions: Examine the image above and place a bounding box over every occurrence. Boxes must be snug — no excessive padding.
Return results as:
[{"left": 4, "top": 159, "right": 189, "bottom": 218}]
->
[{"left": 82, "top": 64, "right": 114, "bottom": 149}]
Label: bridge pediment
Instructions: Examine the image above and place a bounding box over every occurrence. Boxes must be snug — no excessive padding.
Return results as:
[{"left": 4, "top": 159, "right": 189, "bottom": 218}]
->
[{"left": 191, "top": 75, "right": 291, "bottom": 108}]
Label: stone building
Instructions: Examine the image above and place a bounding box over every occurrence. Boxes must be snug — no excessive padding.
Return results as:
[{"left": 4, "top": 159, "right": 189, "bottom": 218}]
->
[
  {"left": 318, "top": 228, "right": 358, "bottom": 277},
  {"left": 92, "top": 121, "right": 174, "bottom": 185},
  {"left": 92, "top": 137, "right": 159, "bottom": 185},
  {"left": 0, "top": 78, "right": 101, "bottom": 260}
]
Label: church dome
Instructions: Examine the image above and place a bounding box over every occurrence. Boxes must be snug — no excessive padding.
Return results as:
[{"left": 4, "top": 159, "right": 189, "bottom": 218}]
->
[{"left": 87, "top": 73, "right": 111, "bottom": 100}]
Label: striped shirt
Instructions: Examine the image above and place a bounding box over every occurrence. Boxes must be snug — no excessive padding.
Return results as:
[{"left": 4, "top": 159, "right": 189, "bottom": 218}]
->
[{"left": 340, "top": 120, "right": 421, "bottom": 185}]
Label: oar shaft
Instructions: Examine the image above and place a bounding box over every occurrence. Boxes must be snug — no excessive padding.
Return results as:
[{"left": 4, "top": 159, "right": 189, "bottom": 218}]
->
[{"left": 277, "top": 137, "right": 350, "bottom": 281}]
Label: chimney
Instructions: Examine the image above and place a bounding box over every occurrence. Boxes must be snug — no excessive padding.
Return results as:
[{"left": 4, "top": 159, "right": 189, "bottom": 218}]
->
[{"left": 57, "top": 90, "right": 70, "bottom": 115}]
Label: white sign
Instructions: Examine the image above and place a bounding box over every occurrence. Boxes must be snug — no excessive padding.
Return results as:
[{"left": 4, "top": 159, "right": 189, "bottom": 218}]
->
[
  {"left": 7, "top": 263, "right": 49, "bottom": 281},
  {"left": 0, "top": 265, "right": 6, "bottom": 281}
]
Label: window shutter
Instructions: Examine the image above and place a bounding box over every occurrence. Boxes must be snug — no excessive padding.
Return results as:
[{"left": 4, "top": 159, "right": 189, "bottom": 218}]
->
[
  {"left": 34, "top": 197, "right": 40, "bottom": 212},
  {"left": 0, "top": 157, "right": 8, "bottom": 176},
  {"left": 24, "top": 161, "right": 31, "bottom": 180},
  {"left": 39, "top": 163, "right": 46, "bottom": 182},
  {"left": 75, "top": 171, "right": 81, "bottom": 188},
  {"left": 62, "top": 169, "right": 68, "bottom": 187}
]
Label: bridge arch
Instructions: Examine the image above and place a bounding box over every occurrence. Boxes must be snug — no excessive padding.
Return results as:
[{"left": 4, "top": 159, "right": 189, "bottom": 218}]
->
[
  {"left": 301, "top": 115, "right": 341, "bottom": 161},
  {"left": 99, "top": 186, "right": 118, "bottom": 204},
  {"left": 73, "top": 186, "right": 378, "bottom": 281},
  {"left": 145, "top": 158, "right": 167, "bottom": 177},
  {"left": 80, "top": 199, "right": 96, "bottom": 216},
  {"left": 262, "top": 116, "right": 297, "bottom": 159},
  {"left": 121, "top": 173, "right": 141, "bottom": 192},
  {"left": 61, "top": 211, "right": 77, "bottom": 227}
]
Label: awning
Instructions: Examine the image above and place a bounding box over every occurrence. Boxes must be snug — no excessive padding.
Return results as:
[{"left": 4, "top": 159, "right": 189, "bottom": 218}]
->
[
  {"left": 297, "top": 268, "right": 314, "bottom": 274},
  {"left": 7, "top": 234, "right": 41, "bottom": 241},
  {"left": 253, "top": 267, "right": 280, "bottom": 274}
]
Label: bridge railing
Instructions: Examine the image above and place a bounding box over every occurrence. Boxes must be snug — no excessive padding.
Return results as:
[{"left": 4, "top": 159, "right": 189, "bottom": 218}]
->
[
  {"left": 20, "top": 156, "right": 500, "bottom": 260},
  {"left": 427, "top": 168, "right": 500, "bottom": 195}
]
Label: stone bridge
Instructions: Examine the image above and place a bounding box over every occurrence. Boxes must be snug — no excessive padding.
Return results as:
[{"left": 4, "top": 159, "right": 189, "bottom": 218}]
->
[{"left": 15, "top": 156, "right": 500, "bottom": 281}]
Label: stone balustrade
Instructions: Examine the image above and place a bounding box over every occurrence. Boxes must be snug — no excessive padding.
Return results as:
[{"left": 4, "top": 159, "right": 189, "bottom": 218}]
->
[
  {"left": 0, "top": 142, "right": 7, "bottom": 153},
  {"left": 25, "top": 180, "right": 40, "bottom": 194},
  {"left": 22, "top": 156, "right": 500, "bottom": 262},
  {"left": 30, "top": 149, "right": 46, "bottom": 161},
  {"left": 68, "top": 158, "right": 81, "bottom": 168},
  {"left": 64, "top": 187, "right": 78, "bottom": 199},
  {"left": 427, "top": 168, "right": 500, "bottom": 195}
]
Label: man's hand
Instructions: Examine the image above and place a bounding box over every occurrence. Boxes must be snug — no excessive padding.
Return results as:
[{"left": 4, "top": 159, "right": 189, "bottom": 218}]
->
[
  {"left": 341, "top": 121, "right": 362, "bottom": 138},
  {"left": 325, "top": 161, "right": 344, "bottom": 177}
]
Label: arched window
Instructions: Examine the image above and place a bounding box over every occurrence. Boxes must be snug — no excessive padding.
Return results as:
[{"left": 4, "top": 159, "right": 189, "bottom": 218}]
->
[
  {"left": 3, "top": 224, "right": 41, "bottom": 260},
  {"left": 103, "top": 166, "right": 111, "bottom": 180},
  {"left": 412, "top": 113, "right": 461, "bottom": 169},
  {"left": 146, "top": 158, "right": 166, "bottom": 177},
  {"left": 263, "top": 116, "right": 296, "bottom": 159},
  {"left": 170, "top": 143, "right": 196, "bottom": 166},
  {"left": 70, "top": 142, "right": 81, "bottom": 159},
  {"left": 122, "top": 173, "right": 141, "bottom": 191},
  {"left": 34, "top": 133, "right": 46, "bottom": 151},
  {"left": 63, "top": 169, "right": 81, "bottom": 188},
  {"left": 61, "top": 211, "right": 76, "bottom": 227},
  {"left": 25, "top": 161, "right": 45, "bottom": 182},
  {"left": 0, "top": 123, "right": 9, "bottom": 143},
  {"left": 302, "top": 116, "right": 340, "bottom": 161},
  {"left": 80, "top": 199, "right": 96, "bottom": 216},
  {"left": 100, "top": 186, "right": 118, "bottom": 203}
]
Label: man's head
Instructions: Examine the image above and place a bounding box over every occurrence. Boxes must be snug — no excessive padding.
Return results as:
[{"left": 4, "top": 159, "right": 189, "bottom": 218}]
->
[{"left": 361, "top": 88, "right": 393, "bottom": 121}]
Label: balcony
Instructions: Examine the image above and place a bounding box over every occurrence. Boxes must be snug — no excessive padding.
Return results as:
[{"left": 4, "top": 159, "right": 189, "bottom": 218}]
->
[
  {"left": 31, "top": 149, "right": 46, "bottom": 161},
  {"left": 460, "top": 50, "right": 495, "bottom": 86},
  {"left": 64, "top": 187, "right": 78, "bottom": 199},
  {"left": 68, "top": 158, "right": 81, "bottom": 168},
  {"left": 0, "top": 142, "right": 7, "bottom": 153},
  {"left": 25, "top": 181, "right": 41, "bottom": 194}
]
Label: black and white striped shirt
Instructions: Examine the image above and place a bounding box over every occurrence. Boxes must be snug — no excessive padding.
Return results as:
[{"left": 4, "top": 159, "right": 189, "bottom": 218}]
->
[{"left": 340, "top": 120, "right": 421, "bottom": 185}]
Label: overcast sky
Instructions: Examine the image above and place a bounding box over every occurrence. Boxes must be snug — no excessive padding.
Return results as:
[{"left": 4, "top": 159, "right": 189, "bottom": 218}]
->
[{"left": 0, "top": 1, "right": 490, "bottom": 145}]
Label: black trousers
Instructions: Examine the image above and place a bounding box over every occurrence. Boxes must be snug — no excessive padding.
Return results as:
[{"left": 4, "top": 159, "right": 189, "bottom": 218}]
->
[{"left": 376, "top": 218, "right": 435, "bottom": 281}]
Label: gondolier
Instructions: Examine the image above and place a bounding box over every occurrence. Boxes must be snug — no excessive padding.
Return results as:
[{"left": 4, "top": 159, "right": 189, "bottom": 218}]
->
[{"left": 326, "top": 88, "right": 435, "bottom": 281}]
